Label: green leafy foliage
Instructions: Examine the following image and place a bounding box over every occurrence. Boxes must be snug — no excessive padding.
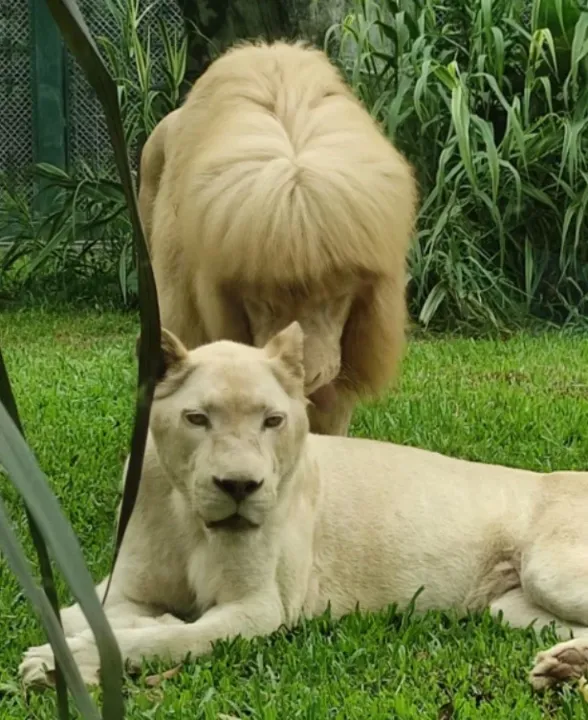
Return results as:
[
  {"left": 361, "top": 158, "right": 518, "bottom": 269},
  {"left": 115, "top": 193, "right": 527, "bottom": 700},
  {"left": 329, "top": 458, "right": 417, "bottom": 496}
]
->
[
  {"left": 97, "top": 0, "right": 187, "bottom": 155},
  {"left": 1, "top": 164, "right": 134, "bottom": 306},
  {"left": 332, "top": 0, "right": 588, "bottom": 330}
]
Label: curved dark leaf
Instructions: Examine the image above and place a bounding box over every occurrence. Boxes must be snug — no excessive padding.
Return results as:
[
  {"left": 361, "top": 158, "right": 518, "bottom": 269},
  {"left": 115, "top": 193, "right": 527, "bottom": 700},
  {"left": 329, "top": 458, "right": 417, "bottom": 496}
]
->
[
  {"left": 0, "top": 349, "right": 69, "bottom": 717},
  {"left": 0, "top": 486, "right": 100, "bottom": 719},
  {"left": 0, "top": 397, "right": 120, "bottom": 718},
  {"left": 43, "top": 0, "right": 163, "bottom": 657}
]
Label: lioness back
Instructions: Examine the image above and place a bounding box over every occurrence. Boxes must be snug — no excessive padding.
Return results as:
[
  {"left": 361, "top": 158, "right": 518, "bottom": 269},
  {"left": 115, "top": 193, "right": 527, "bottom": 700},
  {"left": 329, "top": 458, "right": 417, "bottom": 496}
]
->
[
  {"left": 305, "top": 434, "right": 542, "bottom": 615},
  {"left": 161, "top": 39, "right": 413, "bottom": 285}
]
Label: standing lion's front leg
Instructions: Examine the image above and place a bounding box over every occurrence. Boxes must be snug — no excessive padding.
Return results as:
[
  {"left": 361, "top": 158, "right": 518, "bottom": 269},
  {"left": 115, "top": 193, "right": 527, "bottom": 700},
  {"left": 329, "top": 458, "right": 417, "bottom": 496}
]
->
[{"left": 307, "top": 387, "right": 356, "bottom": 437}]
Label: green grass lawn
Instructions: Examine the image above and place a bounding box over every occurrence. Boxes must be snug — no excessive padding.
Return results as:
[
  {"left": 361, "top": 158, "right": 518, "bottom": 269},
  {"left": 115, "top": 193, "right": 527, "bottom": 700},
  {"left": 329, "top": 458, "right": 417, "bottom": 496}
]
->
[{"left": 2, "top": 309, "right": 588, "bottom": 719}]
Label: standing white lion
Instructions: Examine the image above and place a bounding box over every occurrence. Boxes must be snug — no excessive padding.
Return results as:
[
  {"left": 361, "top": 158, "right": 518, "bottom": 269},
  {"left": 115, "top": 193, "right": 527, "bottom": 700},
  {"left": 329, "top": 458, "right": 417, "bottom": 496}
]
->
[{"left": 139, "top": 39, "right": 418, "bottom": 437}]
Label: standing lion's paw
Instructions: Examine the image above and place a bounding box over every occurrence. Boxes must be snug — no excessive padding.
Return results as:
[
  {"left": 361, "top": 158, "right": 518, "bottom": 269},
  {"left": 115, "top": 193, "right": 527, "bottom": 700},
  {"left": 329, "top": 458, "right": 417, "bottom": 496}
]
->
[
  {"left": 19, "top": 635, "right": 101, "bottom": 689},
  {"left": 529, "top": 638, "right": 588, "bottom": 691}
]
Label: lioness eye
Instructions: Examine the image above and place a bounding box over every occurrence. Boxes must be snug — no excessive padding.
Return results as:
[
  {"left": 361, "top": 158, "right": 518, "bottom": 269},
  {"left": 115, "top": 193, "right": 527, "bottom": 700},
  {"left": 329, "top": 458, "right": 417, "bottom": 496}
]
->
[
  {"left": 264, "top": 414, "right": 284, "bottom": 429},
  {"left": 185, "top": 412, "right": 210, "bottom": 428}
]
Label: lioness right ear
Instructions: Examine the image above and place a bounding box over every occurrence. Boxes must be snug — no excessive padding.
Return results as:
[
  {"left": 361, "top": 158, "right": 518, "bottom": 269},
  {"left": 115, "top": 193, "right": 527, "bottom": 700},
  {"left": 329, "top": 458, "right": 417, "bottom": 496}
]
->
[
  {"left": 136, "top": 327, "right": 189, "bottom": 381},
  {"left": 160, "top": 328, "right": 189, "bottom": 379},
  {"left": 264, "top": 321, "right": 305, "bottom": 383}
]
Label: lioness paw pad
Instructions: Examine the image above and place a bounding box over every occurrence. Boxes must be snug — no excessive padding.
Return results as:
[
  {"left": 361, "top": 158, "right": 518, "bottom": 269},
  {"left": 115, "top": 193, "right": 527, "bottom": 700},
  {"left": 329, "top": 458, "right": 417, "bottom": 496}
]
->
[
  {"left": 19, "top": 636, "right": 101, "bottom": 689},
  {"left": 530, "top": 638, "right": 588, "bottom": 691}
]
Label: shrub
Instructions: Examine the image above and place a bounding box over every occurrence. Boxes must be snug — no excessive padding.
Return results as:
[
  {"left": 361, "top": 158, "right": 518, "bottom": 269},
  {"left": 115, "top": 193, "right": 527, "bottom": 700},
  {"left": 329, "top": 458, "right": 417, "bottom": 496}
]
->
[{"left": 332, "top": 0, "right": 588, "bottom": 329}]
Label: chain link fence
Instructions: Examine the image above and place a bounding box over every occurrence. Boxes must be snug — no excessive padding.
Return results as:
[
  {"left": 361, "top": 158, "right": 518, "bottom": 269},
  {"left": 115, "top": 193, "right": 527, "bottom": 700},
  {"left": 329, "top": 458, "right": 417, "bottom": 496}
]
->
[
  {"left": 0, "top": 0, "right": 35, "bottom": 194},
  {"left": 0, "top": 0, "right": 184, "bottom": 199}
]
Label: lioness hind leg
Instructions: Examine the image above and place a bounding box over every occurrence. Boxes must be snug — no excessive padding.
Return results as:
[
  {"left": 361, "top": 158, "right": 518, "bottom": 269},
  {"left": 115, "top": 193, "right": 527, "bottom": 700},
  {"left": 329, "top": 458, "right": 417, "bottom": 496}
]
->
[
  {"left": 489, "top": 587, "right": 584, "bottom": 639},
  {"left": 520, "top": 540, "right": 588, "bottom": 690},
  {"left": 489, "top": 587, "right": 588, "bottom": 691},
  {"left": 489, "top": 532, "right": 588, "bottom": 691}
]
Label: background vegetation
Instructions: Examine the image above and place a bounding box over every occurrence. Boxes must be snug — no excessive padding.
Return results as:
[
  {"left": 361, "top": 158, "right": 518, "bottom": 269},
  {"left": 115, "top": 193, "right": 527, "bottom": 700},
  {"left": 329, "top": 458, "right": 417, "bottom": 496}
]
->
[
  {"left": 0, "top": 0, "right": 187, "bottom": 308},
  {"left": 1, "top": 2, "right": 588, "bottom": 716},
  {"left": 336, "top": 0, "right": 588, "bottom": 330},
  {"left": 2, "top": 0, "right": 587, "bottom": 332}
]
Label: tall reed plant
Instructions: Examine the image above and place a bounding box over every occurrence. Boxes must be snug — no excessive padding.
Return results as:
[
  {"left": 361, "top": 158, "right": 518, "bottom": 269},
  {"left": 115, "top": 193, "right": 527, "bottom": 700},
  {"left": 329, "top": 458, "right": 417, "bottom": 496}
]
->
[{"left": 331, "top": 0, "right": 588, "bottom": 329}]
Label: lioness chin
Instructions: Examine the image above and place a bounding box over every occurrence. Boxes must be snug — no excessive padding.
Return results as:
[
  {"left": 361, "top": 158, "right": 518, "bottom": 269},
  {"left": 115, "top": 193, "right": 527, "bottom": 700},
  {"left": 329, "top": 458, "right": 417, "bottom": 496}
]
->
[{"left": 19, "top": 323, "right": 588, "bottom": 693}]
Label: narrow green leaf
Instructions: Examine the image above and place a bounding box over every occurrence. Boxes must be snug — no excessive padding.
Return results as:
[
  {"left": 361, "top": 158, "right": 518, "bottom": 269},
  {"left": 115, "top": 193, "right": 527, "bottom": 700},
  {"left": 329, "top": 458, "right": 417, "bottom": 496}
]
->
[
  {"left": 0, "top": 350, "right": 70, "bottom": 718},
  {"left": 419, "top": 282, "right": 448, "bottom": 326},
  {"left": 0, "top": 489, "right": 99, "bottom": 719},
  {"left": 450, "top": 79, "right": 477, "bottom": 189},
  {"left": 0, "top": 400, "right": 124, "bottom": 719}
]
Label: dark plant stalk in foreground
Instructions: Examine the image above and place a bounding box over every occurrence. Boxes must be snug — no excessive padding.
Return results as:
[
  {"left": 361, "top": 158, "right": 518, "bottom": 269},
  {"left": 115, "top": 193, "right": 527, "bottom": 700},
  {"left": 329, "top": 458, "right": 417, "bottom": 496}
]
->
[
  {"left": 0, "top": 349, "right": 69, "bottom": 717},
  {"left": 0, "top": 0, "right": 164, "bottom": 716},
  {"left": 41, "top": 0, "right": 163, "bottom": 604}
]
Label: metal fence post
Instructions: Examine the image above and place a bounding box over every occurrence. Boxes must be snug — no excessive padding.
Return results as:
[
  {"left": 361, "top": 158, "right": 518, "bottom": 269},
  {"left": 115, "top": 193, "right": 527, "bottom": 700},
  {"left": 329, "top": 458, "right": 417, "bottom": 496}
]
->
[{"left": 30, "top": 0, "right": 67, "bottom": 210}]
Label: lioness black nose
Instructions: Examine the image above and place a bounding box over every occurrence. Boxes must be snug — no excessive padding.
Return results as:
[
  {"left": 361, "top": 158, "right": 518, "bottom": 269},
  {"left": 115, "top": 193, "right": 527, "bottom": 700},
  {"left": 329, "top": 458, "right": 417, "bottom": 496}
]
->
[{"left": 213, "top": 477, "right": 264, "bottom": 502}]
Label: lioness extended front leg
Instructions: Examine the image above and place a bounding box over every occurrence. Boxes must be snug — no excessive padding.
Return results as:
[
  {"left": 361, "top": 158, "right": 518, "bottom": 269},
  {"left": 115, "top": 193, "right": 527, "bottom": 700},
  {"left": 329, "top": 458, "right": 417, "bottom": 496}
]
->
[
  {"left": 56, "top": 578, "right": 180, "bottom": 637},
  {"left": 19, "top": 577, "right": 185, "bottom": 688},
  {"left": 20, "top": 592, "right": 283, "bottom": 688}
]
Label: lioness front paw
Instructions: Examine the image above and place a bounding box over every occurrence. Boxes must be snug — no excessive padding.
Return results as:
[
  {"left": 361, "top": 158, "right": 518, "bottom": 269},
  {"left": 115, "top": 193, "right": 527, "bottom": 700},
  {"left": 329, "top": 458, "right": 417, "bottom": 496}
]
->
[
  {"left": 529, "top": 638, "right": 588, "bottom": 691},
  {"left": 19, "top": 635, "right": 101, "bottom": 689}
]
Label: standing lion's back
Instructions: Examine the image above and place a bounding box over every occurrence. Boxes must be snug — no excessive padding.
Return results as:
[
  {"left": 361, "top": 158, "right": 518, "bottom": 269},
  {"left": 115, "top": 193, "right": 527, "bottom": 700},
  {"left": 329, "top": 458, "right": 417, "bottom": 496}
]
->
[
  {"left": 179, "top": 40, "right": 360, "bottom": 144},
  {"left": 163, "top": 40, "right": 416, "bottom": 286}
]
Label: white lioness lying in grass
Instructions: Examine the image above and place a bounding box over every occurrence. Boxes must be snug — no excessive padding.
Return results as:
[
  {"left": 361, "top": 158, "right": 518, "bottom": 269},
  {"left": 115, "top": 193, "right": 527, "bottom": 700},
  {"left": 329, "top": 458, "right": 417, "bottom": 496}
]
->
[{"left": 19, "top": 323, "right": 588, "bottom": 692}]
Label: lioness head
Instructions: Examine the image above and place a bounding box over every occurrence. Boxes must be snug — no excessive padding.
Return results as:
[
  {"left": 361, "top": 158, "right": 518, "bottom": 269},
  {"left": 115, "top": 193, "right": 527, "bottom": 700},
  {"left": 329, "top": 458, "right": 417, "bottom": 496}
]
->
[{"left": 148, "top": 322, "right": 310, "bottom": 531}]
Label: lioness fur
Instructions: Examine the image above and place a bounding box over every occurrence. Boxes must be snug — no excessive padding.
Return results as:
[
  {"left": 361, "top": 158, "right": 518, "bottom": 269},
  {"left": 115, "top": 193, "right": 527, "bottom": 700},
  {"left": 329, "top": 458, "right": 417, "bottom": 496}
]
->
[
  {"left": 139, "top": 39, "right": 417, "bottom": 437},
  {"left": 19, "top": 324, "right": 588, "bottom": 691}
]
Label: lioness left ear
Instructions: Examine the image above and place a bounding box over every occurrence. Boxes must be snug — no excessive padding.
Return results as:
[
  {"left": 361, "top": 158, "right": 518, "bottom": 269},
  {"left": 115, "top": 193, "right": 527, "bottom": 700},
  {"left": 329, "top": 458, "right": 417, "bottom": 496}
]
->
[
  {"left": 265, "top": 321, "right": 305, "bottom": 382},
  {"left": 136, "top": 327, "right": 189, "bottom": 381}
]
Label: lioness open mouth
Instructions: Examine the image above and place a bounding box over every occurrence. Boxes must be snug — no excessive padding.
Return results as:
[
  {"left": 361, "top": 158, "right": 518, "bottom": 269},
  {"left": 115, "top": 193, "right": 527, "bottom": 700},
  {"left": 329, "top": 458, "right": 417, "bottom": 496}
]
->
[{"left": 206, "top": 514, "right": 259, "bottom": 531}]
